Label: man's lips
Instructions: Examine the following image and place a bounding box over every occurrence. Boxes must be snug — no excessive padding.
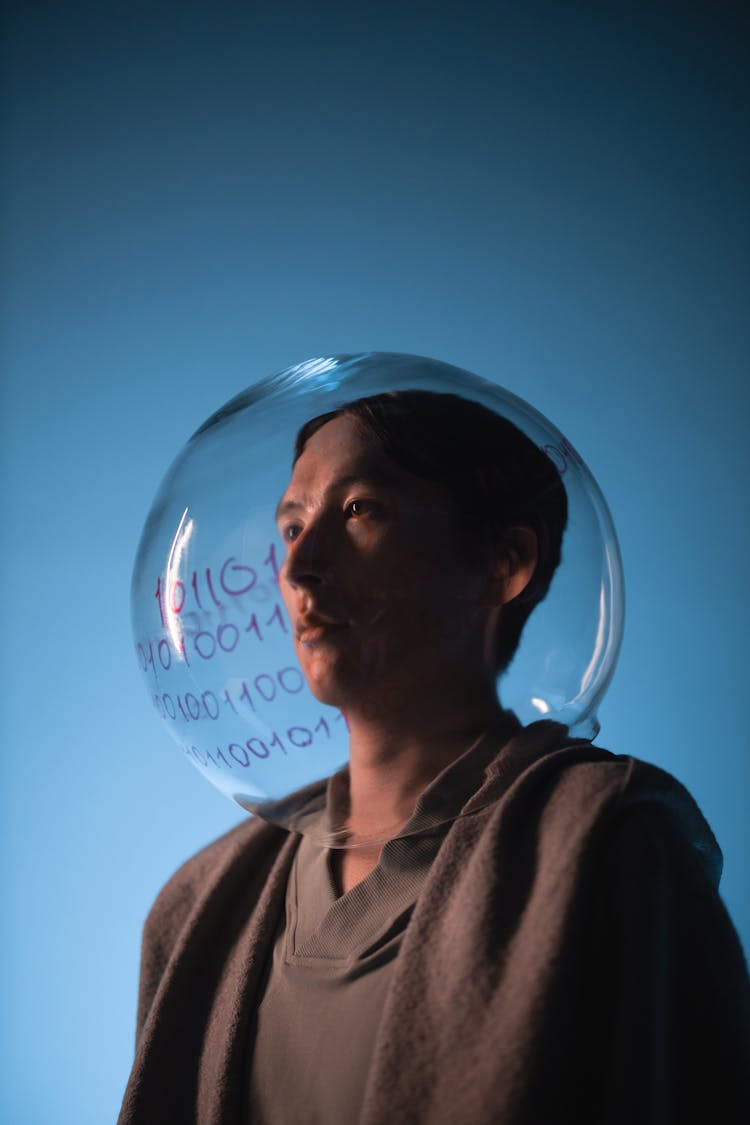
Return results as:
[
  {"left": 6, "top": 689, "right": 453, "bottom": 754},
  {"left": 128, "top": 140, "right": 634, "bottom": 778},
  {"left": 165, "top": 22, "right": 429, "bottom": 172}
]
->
[{"left": 295, "top": 613, "right": 349, "bottom": 645}]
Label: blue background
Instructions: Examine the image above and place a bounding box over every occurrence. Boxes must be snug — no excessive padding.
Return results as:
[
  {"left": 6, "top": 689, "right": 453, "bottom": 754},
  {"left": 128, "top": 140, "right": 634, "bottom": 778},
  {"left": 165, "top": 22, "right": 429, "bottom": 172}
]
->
[{"left": 2, "top": 3, "right": 748, "bottom": 1121}]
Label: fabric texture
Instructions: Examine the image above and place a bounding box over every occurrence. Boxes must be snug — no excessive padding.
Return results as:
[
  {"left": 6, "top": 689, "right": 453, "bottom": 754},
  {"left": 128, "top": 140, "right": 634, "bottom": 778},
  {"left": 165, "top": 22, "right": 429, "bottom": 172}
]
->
[
  {"left": 118, "top": 722, "right": 750, "bottom": 1124},
  {"left": 246, "top": 831, "right": 407, "bottom": 1125},
  {"left": 247, "top": 730, "right": 498, "bottom": 1124}
]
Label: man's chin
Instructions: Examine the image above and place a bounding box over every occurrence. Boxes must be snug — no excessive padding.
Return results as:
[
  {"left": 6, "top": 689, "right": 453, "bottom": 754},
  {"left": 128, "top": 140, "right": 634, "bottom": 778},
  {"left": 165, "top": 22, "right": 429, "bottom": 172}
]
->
[
  {"left": 305, "top": 677, "right": 407, "bottom": 722},
  {"left": 299, "top": 644, "right": 399, "bottom": 712},
  {"left": 305, "top": 682, "right": 343, "bottom": 707},
  {"left": 301, "top": 666, "right": 352, "bottom": 709},
  {"left": 303, "top": 669, "right": 374, "bottom": 713}
]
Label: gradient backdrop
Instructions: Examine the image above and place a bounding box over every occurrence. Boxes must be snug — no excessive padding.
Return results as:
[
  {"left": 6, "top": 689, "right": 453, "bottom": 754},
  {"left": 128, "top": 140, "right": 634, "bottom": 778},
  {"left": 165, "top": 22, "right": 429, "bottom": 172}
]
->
[{"left": 2, "top": 3, "right": 748, "bottom": 1122}]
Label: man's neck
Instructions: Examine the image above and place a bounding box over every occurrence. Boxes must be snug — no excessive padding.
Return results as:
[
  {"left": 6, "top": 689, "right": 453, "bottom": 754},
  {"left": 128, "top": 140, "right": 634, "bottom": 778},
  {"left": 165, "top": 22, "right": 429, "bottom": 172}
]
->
[{"left": 341, "top": 695, "right": 514, "bottom": 840}]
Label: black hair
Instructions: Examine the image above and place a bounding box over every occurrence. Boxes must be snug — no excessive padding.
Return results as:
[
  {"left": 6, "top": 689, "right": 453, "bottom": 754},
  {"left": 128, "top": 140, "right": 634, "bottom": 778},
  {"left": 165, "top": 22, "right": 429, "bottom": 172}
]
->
[{"left": 294, "top": 390, "right": 567, "bottom": 674}]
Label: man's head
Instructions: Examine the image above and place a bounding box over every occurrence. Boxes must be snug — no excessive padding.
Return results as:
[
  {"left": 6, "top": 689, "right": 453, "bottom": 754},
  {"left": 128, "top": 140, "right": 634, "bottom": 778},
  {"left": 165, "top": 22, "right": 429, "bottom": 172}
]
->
[{"left": 275, "top": 390, "right": 567, "bottom": 713}]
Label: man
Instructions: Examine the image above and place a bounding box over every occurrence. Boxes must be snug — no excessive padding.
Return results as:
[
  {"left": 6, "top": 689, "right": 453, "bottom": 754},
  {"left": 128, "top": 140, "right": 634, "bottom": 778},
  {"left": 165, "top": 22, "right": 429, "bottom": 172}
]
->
[{"left": 119, "top": 391, "right": 750, "bottom": 1124}]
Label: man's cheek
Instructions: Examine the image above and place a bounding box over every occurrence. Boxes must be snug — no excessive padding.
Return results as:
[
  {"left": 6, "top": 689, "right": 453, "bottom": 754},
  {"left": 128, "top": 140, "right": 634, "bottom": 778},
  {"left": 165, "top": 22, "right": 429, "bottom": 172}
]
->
[{"left": 366, "top": 559, "right": 426, "bottom": 601}]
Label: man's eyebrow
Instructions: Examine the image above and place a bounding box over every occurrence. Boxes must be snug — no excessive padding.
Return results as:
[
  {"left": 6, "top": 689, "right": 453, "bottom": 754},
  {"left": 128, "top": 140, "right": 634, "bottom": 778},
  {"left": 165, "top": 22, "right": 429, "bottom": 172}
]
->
[
  {"left": 274, "top": 470, "right": 399, "bottom": 523},
  {"left": 275, "top": 497, "right": 304, "bottom": 523}
]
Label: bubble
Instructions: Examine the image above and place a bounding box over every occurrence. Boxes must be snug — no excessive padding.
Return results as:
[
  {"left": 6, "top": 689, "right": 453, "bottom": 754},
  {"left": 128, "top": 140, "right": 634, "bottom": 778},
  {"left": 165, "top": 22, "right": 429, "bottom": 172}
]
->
[{"left": 131, "top": 353, "right": 624, "bottom": 845}]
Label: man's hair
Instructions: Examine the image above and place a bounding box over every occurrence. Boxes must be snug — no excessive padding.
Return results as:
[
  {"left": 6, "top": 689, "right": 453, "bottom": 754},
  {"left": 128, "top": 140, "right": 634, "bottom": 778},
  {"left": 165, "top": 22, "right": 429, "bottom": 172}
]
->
[{"left": 294, "top": 390, "right": 567, "bottom": 673}]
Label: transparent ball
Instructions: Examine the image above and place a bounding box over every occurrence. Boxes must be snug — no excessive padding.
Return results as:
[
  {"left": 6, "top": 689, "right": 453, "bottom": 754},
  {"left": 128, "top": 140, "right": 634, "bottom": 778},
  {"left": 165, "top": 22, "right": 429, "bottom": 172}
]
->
[{"left": 131, "top": 353, "right": 624, "bottom": 843}]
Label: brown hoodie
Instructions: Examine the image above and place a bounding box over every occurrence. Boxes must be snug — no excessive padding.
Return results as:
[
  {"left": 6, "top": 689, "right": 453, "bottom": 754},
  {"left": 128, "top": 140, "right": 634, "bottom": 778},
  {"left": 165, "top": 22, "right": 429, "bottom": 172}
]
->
[{"left": 118, "top": 722, "right": 750, "bottom": 1124}]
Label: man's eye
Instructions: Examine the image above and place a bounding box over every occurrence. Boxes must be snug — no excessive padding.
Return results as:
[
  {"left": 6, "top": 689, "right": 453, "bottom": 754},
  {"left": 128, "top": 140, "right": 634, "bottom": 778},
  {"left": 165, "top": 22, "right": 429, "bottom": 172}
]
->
[
  {"left": 345, "top": 499, "right": 378, "bottom": 518},
  {"left": 282, "top": 523, "right": 303, "bottom": 542}
]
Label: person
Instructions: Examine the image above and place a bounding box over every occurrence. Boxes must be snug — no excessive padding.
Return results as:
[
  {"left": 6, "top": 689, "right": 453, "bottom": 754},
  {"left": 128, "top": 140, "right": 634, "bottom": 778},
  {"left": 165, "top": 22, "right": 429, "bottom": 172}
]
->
[{"left": 119, "top": 391, "right": 750, "bottom": 1125}]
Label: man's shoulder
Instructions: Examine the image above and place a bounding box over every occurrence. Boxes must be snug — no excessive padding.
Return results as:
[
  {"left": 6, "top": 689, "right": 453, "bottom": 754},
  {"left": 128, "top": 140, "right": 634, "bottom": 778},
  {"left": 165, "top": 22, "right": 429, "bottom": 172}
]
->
[
  {"left": 133, "top": 814, "right": 294, "bottom": 1048},
  {"left": 505, "top": 724, "right": 722, "bottom": 886},
  {"left": 504, "top": 720, "right": 703, "bottom": 809},
  {"left": 143, "top": 815, "right": 285, "bottom": 950},
  {"left": 160, "top": 815, "right": 263, "bottom": 889}
]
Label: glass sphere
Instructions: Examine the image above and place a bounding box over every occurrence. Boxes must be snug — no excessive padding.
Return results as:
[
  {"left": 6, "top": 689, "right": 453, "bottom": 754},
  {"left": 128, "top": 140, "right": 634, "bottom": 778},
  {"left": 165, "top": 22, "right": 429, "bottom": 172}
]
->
[{"left": 131, "top": 353, "right": 624, "bottom": 844}]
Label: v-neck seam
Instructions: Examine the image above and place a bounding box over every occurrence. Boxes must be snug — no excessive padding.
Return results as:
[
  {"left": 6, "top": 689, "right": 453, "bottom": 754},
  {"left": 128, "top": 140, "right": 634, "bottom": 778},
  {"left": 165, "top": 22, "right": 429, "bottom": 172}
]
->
[{"left": 286, "top": 834, "right": 435, "bottom": 963}]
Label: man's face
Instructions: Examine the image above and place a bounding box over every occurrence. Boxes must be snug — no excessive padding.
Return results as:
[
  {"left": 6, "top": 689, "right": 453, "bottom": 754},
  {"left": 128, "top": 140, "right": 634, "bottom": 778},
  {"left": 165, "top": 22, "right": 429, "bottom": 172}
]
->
[{"left": 275, "top": 414, "right": 494, "bottom": 712}]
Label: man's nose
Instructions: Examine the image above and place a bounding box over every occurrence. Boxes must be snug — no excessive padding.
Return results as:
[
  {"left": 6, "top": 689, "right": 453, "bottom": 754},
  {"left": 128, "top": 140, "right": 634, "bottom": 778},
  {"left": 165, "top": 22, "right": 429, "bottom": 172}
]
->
[{"left": 283, "top": 521, "right": 332, "bottom": 590}]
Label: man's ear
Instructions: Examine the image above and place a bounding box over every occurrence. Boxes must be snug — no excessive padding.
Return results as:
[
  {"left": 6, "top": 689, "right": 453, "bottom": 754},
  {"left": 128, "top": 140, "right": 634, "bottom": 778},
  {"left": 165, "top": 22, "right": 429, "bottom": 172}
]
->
[{"left": 487, "top": 526, "right": 539, "bottom": 606}]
